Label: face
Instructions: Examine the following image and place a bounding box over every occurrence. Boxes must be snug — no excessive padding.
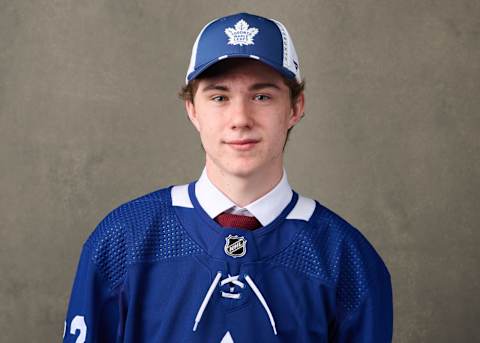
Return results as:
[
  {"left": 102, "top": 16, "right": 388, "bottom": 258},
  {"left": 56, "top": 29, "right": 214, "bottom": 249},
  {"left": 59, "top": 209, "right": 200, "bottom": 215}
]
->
[{"left": 185, "top": 59, "right": 304, "bottom": 179}]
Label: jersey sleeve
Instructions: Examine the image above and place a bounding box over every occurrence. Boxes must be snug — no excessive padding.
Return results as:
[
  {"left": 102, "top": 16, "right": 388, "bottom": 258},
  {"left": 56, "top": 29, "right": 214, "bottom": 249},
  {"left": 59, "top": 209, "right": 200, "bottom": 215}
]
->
[
  {"left": 63, "top": 210, "right": 129, "bottom": 342},
  {"left": 331, "top": 228, "right": 394, "bottom": 343}
]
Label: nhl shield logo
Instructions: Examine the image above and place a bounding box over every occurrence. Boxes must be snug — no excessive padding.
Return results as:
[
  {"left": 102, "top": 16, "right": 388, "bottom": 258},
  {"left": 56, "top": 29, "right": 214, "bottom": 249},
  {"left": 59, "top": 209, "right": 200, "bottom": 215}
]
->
[{"left": 224, "top": 235, "right": 247, "bottom": 258}]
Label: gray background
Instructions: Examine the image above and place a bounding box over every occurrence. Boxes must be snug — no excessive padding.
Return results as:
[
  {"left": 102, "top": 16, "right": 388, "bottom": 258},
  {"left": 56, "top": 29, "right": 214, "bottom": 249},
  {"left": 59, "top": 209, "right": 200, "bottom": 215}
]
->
[{"left": 1, "top": 0, "right": 479, "bottom": 342}]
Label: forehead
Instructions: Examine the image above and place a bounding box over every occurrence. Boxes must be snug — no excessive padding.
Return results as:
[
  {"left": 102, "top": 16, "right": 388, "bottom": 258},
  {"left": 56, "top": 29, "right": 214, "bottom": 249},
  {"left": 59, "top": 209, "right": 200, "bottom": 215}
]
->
[{"left": 196, "top": 58, "right": 287, "bottom": 88}]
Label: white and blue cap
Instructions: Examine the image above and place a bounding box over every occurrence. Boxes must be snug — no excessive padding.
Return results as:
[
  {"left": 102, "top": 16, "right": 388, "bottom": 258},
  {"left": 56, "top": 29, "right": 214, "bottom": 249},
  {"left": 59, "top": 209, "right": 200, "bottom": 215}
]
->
[{"left": 186, "top": 12, "right": 301, "bottom": 84}]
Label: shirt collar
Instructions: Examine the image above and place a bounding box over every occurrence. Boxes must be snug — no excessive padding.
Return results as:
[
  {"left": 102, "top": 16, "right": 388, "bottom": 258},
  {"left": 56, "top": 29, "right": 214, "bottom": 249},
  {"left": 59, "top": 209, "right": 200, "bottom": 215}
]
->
[{"left": 195, "top": 167, "right": 293, "bottom": 226}]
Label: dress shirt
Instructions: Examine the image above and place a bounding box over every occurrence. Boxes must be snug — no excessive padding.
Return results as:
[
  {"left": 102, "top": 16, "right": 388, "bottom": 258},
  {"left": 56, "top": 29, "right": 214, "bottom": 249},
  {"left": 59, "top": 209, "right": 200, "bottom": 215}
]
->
[{"left": 195, "top": 167, "right": 293, "bottom": 227}]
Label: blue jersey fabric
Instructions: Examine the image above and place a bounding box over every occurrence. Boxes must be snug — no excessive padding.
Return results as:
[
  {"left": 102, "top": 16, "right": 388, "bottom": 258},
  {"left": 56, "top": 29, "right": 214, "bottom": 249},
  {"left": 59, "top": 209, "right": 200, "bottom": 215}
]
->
[{"left": 63, "top": 182, "right": 393, "bottom": 342}]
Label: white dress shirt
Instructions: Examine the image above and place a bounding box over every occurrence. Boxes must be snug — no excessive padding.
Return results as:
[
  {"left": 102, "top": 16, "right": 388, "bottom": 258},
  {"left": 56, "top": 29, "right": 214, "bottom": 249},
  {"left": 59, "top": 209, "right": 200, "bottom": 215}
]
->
[{"left": 195, "top": 167, "right": 293, "bottom": 226}]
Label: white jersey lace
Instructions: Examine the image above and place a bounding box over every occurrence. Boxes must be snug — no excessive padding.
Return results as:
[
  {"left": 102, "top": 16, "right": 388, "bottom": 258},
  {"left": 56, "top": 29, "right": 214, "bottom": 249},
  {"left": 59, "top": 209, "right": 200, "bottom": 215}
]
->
[{"left": 193, "top": 271, "right": 277, "bottom": 335}]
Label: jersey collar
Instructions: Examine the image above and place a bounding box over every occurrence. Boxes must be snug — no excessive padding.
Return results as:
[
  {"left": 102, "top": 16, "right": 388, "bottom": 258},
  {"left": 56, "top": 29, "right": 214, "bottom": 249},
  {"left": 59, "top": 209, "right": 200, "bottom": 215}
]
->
[{"left": 195, "top": 167, "right": 293, "bottom": 227}]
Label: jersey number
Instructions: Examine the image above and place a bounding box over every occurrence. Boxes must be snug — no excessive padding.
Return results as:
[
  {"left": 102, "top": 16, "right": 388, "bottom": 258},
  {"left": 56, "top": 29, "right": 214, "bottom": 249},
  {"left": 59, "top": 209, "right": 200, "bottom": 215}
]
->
[{"left": 63, "top": 316, "right": 87, "bottom": 343}]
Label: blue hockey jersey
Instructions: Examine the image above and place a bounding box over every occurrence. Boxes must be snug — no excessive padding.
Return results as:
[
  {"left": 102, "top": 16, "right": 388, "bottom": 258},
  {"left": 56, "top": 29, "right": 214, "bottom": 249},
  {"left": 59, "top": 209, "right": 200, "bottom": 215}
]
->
[{"left": 63, "top": 181, "right": 393, "bottom": 342}]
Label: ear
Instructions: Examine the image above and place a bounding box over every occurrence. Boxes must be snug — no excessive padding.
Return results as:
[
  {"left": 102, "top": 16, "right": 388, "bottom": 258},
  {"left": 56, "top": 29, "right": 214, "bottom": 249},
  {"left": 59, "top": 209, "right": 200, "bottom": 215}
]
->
[
  {"left": 287, "top": 92, "right": 305, "bottom": 129},
  {"left": 185, "top": 100, "right": 201, "bottom": 132}
]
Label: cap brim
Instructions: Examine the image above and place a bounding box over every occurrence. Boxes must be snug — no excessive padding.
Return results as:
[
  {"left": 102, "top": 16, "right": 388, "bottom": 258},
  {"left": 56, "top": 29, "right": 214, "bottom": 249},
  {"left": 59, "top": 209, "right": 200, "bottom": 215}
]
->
[{"left": 186, "top": 54, "right": 297, "bottom": 83}]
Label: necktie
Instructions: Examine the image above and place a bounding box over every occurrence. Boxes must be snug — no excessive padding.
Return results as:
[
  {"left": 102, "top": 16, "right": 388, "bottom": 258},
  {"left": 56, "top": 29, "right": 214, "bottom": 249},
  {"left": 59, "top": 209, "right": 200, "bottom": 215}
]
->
[{"left": 215, "top": 212, "right": 262, "bottom": 230}]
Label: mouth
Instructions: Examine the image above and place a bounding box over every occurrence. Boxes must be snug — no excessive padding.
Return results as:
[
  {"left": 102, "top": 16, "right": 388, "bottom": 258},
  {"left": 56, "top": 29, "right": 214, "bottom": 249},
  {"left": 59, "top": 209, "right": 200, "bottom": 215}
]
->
[{"left": 225, "top": 139, "right": 260, "bottom": 151}]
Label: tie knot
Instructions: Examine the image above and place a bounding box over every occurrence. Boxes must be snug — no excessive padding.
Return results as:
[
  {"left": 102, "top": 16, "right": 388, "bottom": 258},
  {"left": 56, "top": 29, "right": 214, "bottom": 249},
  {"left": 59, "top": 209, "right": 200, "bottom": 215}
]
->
[{"left": 215, "top": 212, "right": 262, "bottom": 230}]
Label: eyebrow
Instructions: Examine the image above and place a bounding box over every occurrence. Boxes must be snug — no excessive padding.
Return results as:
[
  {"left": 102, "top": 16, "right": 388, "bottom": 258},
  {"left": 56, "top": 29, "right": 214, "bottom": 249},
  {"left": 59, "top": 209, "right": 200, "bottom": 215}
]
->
[
  {"left": 201, "top": 84, "right": 229, "bottom": 92},
  {"left": 200, "top": 82, "right": 282, "bottom": 92},
  {"left": 249, "top": 83, "right": 281, "bottom": 91}
]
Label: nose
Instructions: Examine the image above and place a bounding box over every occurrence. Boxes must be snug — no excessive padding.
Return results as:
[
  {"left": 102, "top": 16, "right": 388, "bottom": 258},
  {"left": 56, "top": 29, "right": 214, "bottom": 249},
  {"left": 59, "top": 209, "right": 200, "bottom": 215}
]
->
[{"left": 228, "top": 98, "right": 254, "bottom": 130}]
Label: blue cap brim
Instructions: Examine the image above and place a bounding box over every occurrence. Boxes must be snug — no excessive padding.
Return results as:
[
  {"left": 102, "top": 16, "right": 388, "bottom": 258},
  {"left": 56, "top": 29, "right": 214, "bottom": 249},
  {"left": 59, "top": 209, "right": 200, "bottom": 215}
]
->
[{"left": 186, "top": 54, "right": 296, "bottom": 83}]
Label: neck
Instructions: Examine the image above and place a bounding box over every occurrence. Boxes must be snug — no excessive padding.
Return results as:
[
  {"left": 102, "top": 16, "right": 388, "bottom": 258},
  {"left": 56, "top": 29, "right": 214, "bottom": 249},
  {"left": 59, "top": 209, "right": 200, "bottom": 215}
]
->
[{"left": 205, "top": 160, "right": 284, "bottom": 208}]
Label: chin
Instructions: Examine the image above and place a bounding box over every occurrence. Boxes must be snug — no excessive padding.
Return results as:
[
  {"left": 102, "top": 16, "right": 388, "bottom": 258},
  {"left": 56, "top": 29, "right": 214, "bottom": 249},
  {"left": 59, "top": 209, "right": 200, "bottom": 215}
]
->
[{"left": 224, "top": 160, "right": 265, "bottom": 178}]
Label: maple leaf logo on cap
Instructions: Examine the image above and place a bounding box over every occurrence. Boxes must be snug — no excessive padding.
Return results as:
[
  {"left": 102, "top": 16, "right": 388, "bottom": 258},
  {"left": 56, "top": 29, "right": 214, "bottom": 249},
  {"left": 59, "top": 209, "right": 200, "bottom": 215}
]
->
[{"left": 225, "top": 19, "right": 259, "bottom": 46}]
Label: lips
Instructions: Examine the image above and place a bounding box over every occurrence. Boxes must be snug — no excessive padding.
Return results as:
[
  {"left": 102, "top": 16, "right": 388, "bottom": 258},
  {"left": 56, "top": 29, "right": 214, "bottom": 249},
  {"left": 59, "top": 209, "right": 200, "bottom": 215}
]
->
[
  {"left": 227, "top": 139, "right": 259, "bottom": 145},
  {"left": 225, "top": 138, "right": 260, "bottom": 151}
]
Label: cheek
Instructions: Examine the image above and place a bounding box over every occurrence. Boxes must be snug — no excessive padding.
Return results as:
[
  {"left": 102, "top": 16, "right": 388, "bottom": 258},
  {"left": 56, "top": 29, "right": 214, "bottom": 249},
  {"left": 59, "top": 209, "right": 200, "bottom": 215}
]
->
[
  {"left": 269, "top": 115, "right": 290, "bottom": 138},
  {"left": 198, "top": 123, "right": 221, "bottom": 147},
  {"left": 272, "top": 119, "right": 290, "bottom": 148},
  {"left": 261, "top": 126, "right": 287, "bottom": 154}
]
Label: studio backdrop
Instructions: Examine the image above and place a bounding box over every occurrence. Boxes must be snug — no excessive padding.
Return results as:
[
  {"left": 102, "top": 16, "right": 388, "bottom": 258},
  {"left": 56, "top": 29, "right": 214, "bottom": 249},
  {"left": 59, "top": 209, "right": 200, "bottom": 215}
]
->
[{"left": 0, "top": 0, "right": 479, "bottom": 342}]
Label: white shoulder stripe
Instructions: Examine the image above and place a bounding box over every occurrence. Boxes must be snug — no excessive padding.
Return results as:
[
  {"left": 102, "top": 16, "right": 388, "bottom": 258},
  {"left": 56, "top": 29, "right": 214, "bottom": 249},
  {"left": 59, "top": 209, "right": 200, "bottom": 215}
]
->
[
  {"left": 171, "top": 184, "right": 193, "bottom": 208},
  {"left": 286, "top": 195, "right": 316, "bottom": 221}
]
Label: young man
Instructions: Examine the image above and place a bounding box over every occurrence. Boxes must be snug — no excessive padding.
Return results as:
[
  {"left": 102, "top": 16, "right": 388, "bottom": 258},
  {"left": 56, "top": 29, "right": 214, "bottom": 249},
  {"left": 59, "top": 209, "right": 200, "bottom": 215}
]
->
[{"left": 63, "top": 12, "right": 393, "bottom": 342}]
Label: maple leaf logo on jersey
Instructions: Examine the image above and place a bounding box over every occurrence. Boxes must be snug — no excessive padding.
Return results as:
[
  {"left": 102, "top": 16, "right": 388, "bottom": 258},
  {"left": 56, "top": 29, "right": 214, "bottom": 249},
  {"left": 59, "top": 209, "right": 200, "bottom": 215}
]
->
[
  {"left": 224, "top": 19, "right": 259, "bottom": 46},
  {"left": 220, "top": 331, "right": 235, "bottom": 343}
]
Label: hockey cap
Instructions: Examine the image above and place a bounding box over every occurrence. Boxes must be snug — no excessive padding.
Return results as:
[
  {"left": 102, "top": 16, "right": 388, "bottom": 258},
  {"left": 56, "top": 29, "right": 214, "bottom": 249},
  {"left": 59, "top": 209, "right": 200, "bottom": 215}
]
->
[{"left": 186, "top": 12, "right": 301, "bottom": 84}]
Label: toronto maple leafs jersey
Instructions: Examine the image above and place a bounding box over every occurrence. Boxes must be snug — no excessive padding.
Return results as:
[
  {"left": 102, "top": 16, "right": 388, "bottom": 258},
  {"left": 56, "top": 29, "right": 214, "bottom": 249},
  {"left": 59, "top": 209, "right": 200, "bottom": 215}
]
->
[{"left": 63, "top": 181, "right": 393, "bottom": 342}]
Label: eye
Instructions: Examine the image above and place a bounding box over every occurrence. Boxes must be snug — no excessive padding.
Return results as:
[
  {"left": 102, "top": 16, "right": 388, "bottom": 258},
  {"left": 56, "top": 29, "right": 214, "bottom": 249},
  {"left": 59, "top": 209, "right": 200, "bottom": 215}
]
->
[
  {"left": 254, "top": 94, "right": 271, "bottom": 101},
  {"left": 211, "top": 95, "right": 227, "bottom": 102}
]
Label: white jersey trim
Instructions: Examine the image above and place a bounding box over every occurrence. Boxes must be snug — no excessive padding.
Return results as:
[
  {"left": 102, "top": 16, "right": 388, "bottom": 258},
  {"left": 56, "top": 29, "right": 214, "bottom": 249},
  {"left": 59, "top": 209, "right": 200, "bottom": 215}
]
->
[
  {"left": 286, "top": 195, "right": 316, "bottom": 221},
  {"left": 171, "top": 184, "right": 316, "bottom": 222},
  {"left": 171, "top": 184, "right": 193, "bottom": 208}
]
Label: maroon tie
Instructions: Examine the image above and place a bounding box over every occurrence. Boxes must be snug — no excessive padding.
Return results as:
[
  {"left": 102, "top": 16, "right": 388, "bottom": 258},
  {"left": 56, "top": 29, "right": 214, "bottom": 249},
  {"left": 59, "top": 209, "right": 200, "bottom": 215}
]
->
[{"left": 215, "top": 212, "right": 262, "bottom": 230}]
